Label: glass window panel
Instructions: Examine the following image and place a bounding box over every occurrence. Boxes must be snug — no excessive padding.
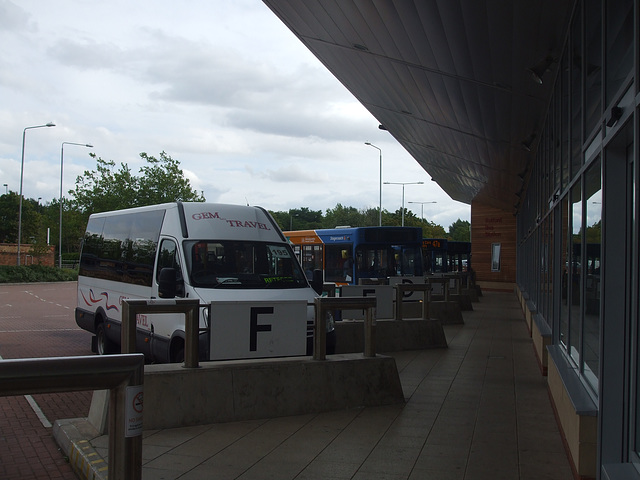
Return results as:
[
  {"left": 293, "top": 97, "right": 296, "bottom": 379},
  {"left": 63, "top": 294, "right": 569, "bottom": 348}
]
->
[
  {"left": 583, "top": 159, "right": 601, "bottom": 389},
  {"left": 547, "top": 213, "right": 554, "bottom": 322},
  {"left": 491, "top": 243, "right": 501, "bottom": 272},
  {"left": 301, "top": 245, "right": 322, "bottom": 279},
  {"left": 561, "top": 50, "right": 570, "bottom": 189},
  {"left": 584, "top": 0, "right": 602, "bottom": 137},
  {"left": 570, "top": 183, "right": 583, "bottom": 363},
  {"left": 560, "top": 197, "right": 570, "bottom": 347},
  {"left": 554, "top": 93, "right": 561, "bottom": 192},
  {"left": 605, "top": 0, "right": 633, "bottom": 102},
  {"left": 571, "top": 5, "right": 583, "bottom": 178}
]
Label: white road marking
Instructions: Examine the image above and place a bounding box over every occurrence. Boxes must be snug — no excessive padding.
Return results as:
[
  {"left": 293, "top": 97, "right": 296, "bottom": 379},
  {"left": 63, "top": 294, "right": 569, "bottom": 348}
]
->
[
  {"left": 25, "top": 395, "right": 52, "bottom": 428},
  {"left": 0, "top": 353, "right": 52, "bottom": 428}
]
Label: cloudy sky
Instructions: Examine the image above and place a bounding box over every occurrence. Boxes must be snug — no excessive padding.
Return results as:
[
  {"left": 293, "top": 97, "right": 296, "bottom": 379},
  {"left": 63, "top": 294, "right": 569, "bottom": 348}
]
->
[{"left": 0, "top": 0, "right": 469, "bottom": 229}]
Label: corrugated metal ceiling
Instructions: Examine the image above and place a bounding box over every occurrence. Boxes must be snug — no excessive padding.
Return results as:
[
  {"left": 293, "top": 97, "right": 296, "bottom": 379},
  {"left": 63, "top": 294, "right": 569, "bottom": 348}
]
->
[{"left": 263, "top": 0, "right": 575, "bottom": 213}]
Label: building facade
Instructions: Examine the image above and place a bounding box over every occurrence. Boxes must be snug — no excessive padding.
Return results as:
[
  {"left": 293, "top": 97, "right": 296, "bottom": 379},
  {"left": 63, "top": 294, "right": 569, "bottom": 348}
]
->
[
  {"left": 263, "top": 0, "right": 639, "bottom": 477},
  {"left": 516, "top": 1, "right": 638, "bottom": 477}
]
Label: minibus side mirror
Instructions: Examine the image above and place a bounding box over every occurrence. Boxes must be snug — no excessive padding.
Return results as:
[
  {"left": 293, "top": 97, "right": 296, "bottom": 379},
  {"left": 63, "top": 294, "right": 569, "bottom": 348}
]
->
[
  {"left": 311, "top": 268, "right": 323, "bottom": 295},
  {"left": 158, "top": 267, "right": 177, "bottom": 298}
]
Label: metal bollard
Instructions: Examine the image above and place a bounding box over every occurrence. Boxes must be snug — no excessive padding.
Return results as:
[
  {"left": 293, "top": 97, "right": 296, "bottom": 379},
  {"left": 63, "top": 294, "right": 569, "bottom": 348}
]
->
[{"left": 314, "top": 297, "right": 377, "bottom": 359}]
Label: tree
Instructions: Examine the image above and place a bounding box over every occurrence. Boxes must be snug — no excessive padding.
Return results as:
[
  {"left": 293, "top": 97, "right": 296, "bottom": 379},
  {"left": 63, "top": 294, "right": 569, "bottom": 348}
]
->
[
  {"left": 271, "top": 207, "right": 323, "bottom": 231},
  {"left": 40, "top": 199, "right": 87, "bottom": 256},
  {"left": 0, "top": 194, "right": 42, "bottom": 245},
  {"left": 137, "top": 152, "right": 205, "bottom": 206},
  {"left": 70, "top": 152, "right": 204, "bottom": 214},
  {"left": 0, "top": 193, "right": 20, "bottom": 243},
  {"left": 323, "top": 204, "right": 364, "bottom": 228},
  {"left": 422, "top": 220, "right": 447, "bottom": 238},
  {"left": 448, "top": 219, "right": 471, "bottom": 242}
]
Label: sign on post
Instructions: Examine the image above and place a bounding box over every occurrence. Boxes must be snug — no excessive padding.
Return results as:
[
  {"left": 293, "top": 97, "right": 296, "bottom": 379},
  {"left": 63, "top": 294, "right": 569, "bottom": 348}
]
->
[
  {"left": 125, "top": 385, "right": 144, "bottom": 437},
  {"left": 388, "top": 276, "right": 428, "bottom": 301},
  {"left": 340, "top": 285, "right": 393, "bottom": 320},
  {"left": 209, "top": 300, "right": 307, "bottom": 360}
]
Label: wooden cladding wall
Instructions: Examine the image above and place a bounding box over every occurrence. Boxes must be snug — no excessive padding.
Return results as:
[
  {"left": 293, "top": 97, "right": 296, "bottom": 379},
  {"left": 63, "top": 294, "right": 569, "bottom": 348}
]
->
[{"left": 470, "top": 201, "right": 516, "bottom": 284}]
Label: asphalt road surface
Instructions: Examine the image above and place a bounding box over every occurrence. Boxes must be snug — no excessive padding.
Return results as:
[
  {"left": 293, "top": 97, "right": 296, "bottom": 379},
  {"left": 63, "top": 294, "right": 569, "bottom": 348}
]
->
[{"left": 0, "top": 282, "right": 94, "bottom": 480}]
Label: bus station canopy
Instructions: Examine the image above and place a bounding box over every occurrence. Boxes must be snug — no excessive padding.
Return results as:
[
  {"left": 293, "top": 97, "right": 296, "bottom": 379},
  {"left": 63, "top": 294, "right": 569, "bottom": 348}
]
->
[{"left": 262, "top": 0, "right": 574, "bottom": 214}]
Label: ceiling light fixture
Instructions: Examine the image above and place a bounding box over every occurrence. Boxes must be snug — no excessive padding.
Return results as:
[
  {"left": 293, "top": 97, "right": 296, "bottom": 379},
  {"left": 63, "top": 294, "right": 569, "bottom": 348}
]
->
[
  {"left": 521, "top": 133, "right": 537, "bottom": 152},
  {"left": 527, "top": 55, "right": 555, "bottom": 85}
]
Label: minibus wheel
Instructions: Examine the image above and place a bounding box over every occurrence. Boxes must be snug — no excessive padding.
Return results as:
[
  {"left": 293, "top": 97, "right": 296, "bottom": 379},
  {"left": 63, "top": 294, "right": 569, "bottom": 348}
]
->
[{"left": 96, "top": 321, "right": 116, "bottom": 355}]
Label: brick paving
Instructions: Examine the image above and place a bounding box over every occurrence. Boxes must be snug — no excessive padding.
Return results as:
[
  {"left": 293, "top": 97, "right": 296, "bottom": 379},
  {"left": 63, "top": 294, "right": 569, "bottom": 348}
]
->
[
  {"left": 0, "top": 282, "right": 93, "bottom": 479},
  {"left": 0, "top": 396, "right": 77, "bottom": 479}
]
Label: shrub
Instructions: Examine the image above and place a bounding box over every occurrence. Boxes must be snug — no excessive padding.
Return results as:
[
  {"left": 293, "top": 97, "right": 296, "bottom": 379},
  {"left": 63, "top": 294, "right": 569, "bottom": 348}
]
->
[{"left": 0, "top": 265, "right": 78, "bottom": 283}]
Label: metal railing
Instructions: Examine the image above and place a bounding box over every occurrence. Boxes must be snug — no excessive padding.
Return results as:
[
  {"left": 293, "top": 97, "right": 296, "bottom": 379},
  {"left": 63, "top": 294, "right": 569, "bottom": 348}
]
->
[
  {"left": 121, "top": 299, "right": 202, "bottom": 368},
  {"left": 0, "top": 354, "right": 145, "bottom": 480},
  {"left": 393, "top": 283, "right": 432, "bottom": 320},
  {"left": 314, "top": 296, "right": 377, "bottom": 360}
]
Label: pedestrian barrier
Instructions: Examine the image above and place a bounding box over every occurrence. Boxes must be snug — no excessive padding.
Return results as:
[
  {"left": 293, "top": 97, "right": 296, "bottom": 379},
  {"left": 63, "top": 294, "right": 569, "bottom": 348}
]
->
[
  {"left": 0, "top": 353, "right": 144, "bottom": 480},
  {"left": 313, "top": 296, "right": 377, "bottom": 360},
  {"left": 121, "top": 298, "right": 202, "bottom": 368},
  {"left": 394, "top": 283, "right": 432, "bottom": 320}
]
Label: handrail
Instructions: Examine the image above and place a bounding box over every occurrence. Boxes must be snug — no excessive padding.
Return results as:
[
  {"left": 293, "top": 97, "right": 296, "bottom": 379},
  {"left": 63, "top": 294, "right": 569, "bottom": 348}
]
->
[
  {"left": 394, "top": 283, "right": 432, "bottom": 320},
  {"left": 314, "top": 297, "right": 377, "bottom": 360},
  {"left": 0, "top": 354, "right": 145, "bottom": 480},
  {"left": 121, "top": 299, "right": 202, "bottom": 368}
]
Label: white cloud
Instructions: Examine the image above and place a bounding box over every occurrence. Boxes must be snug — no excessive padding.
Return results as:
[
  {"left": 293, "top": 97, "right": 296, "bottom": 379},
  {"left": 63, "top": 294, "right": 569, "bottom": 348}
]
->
[{"left": 0, "top": 0, "right": 469, "bottom": 231}]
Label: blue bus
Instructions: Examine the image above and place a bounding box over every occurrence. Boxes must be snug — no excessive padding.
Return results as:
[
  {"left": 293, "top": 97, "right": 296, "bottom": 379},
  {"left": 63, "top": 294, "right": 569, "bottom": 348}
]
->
[{"left": 285, "top": 226, "right": 424, "bottom": 285}]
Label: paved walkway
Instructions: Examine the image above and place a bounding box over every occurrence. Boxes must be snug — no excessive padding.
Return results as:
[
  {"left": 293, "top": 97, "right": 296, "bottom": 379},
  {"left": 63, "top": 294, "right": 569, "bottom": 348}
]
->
[{"left": 61, "top": 291, "right": 573, "bottom": 480}]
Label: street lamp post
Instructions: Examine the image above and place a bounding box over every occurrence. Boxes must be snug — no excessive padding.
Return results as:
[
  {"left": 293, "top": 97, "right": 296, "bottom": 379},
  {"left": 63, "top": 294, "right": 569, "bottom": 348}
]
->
[
  {"left": 408, "top": 201, "right": 438, "bottom": 224},
  {"left": 60, "top": 142, "right": 93, "bottom": 268},
  {"left": 383, "top": 181, "right": 424, "bottom": 226},
  {"left": 18, "top": 122, "right": 55, "bottom": 266},
  {"left": 364, "top": 142, "right": 382, "bottom": 226}
]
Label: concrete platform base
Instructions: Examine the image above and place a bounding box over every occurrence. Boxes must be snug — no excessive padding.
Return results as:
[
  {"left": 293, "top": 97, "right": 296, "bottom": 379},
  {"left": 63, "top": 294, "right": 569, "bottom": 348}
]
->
[
  {"left": 87, "top": 353, "right": 405, "bottom": 433},
  {"left": 334, "top": 318, "right": 447, "bottom": 353}
]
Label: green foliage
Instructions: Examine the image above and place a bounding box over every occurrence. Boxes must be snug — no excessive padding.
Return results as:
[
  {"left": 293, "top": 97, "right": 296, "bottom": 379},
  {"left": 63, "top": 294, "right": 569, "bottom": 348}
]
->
[
  {"left": 271, "top": 203, "right": 449, "bottom": 235},
  {"left": 448, "top": 219, "right": 471, "bottom": 241},
  {"left": 0, "top": 193, "right": 20, "bottom": 243},
  {"left": 422, "top": 221, "right": 447, "bottom": 238},
  {"left": 0, "top": 265, "right": 78, "bottom": 283},
  {"left": 586, "top": 219, "right": 601, "bottom": 244},
  {"left": 0, "top": 151, "right": 204, "bottom": 264},
  {"left": 137, "top": 152, "right": 205, "bottom": 206},
  {"left": 271, "top": 207, "right": 324, "bottom": 231},
  {"left": 70, "top": 151, "right": 204, "bottom": 214},
  {"left": 323, "top": 204, "right": 365, "bottom": 228}
]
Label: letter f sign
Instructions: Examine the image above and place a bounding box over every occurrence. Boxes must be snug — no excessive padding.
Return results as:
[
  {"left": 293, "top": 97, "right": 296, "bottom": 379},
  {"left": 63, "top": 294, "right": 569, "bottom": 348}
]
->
[{"left": 249, "top": 306, "right": 273, "bottom": 351}]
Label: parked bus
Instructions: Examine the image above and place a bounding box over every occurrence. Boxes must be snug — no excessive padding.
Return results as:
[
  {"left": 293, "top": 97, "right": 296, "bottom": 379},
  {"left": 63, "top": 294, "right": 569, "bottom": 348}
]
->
[
  {"left": 422, "top": 238, "right": 471, "bottom": 274},
  {"left": 75, "top": 202, "right": 335, "bottom": 363},
  {"left": 284, "top": 226, "right": 424, "bottom": 285}
]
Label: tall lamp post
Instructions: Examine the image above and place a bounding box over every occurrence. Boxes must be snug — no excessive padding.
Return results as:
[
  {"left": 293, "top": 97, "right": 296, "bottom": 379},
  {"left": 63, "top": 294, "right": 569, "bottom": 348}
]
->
[
  {"left": 18, "top": 122, "right": 56, "bottom": 265},
  {"left": 364, "top": 142, "right": 382, "bottom": 226},
  {"left": 408, "top": 201, "right": 438, "bottom": 224},
  {"left": 60, "top": 142, "right": 93, "bottom": 268},
  {"left": 289, "top": 212, "right": 299, "bottom": 230},
  {"left": 383, "top": 181, "right": 424, "bottom": 226}
]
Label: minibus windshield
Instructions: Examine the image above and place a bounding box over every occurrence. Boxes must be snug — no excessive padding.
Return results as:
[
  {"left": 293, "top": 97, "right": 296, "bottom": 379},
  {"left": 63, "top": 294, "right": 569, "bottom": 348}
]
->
[{"left": 184, "top": 240, "right": 308, "bottom": 289}]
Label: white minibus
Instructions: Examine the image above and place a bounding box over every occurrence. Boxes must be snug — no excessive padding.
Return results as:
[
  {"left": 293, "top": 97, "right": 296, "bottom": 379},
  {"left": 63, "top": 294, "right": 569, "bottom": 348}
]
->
[{"left": 75, "top": 202, "right": 335, "bottom": 362}]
